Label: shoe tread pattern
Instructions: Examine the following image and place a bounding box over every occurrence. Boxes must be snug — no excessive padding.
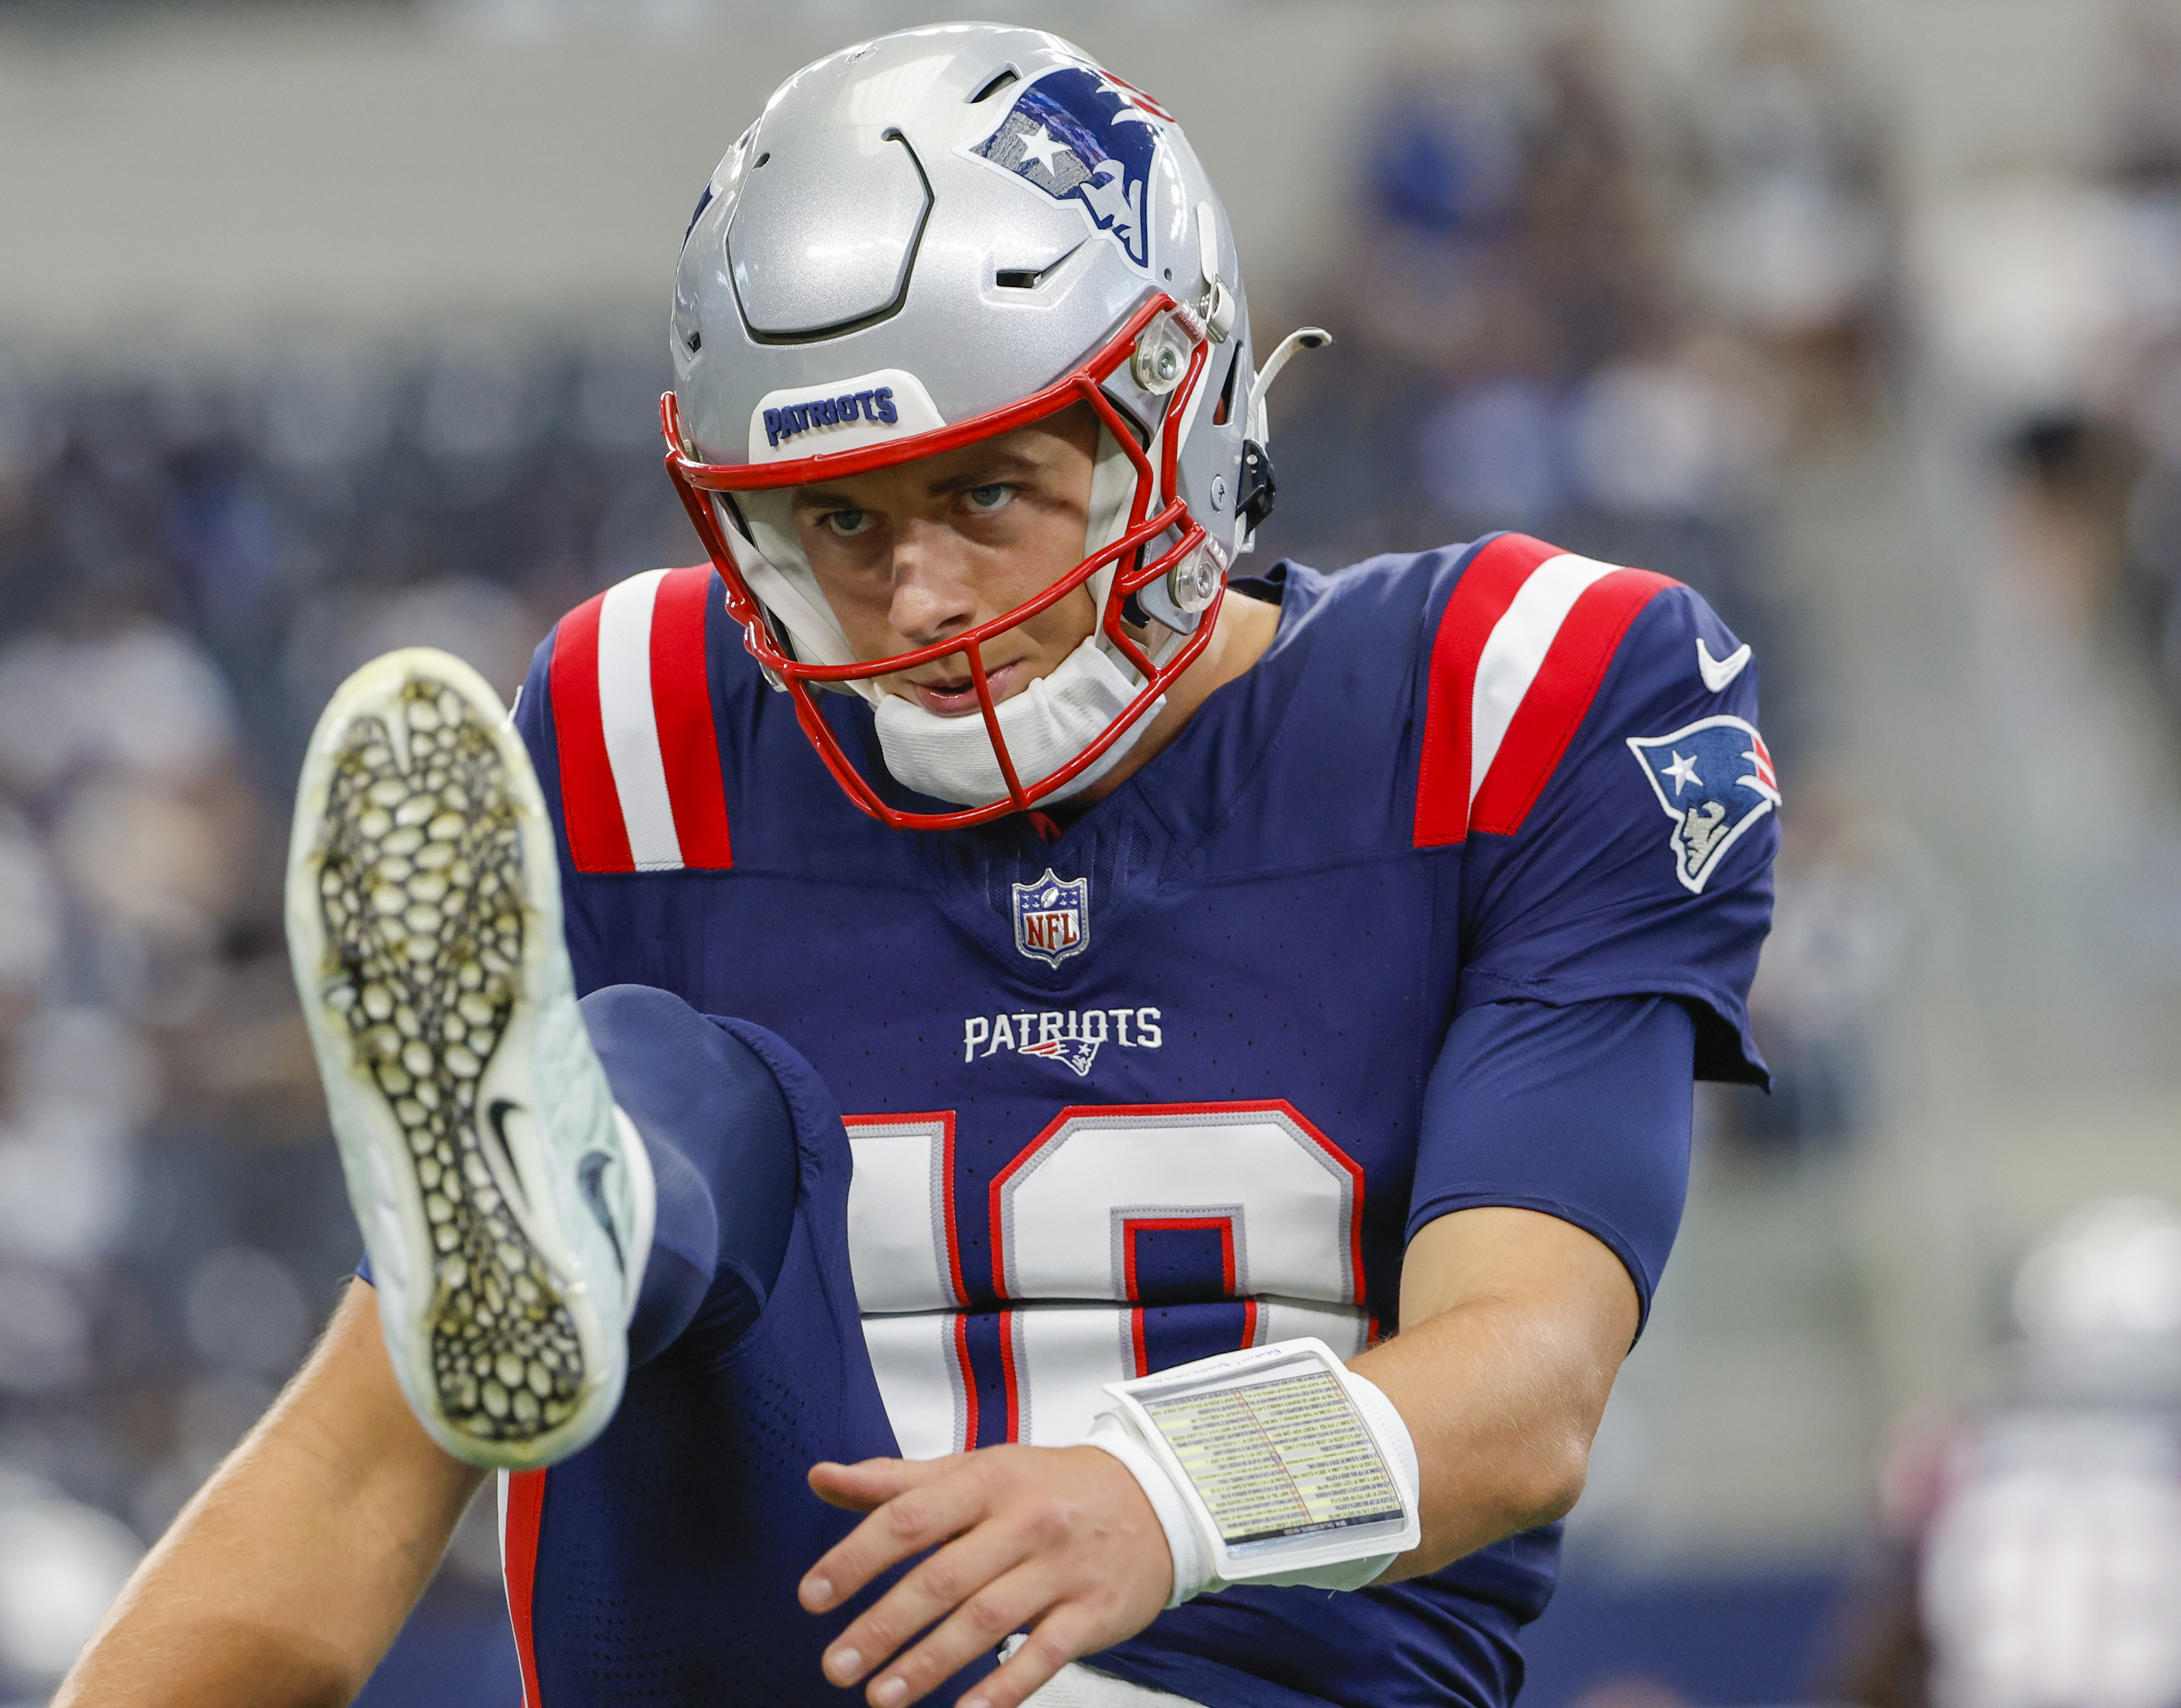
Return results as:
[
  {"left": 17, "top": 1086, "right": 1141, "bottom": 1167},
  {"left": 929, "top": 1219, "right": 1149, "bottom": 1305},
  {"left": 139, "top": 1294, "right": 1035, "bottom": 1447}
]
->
[{"left": 313, "top": 677, "right": 585, "bottom": 1445}]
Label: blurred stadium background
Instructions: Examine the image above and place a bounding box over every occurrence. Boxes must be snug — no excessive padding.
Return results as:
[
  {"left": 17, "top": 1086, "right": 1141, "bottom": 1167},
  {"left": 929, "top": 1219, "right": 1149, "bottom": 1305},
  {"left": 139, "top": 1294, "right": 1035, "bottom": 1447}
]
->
[{"left": 4, "top": 1, "right": 2181, "bottom": 1703}]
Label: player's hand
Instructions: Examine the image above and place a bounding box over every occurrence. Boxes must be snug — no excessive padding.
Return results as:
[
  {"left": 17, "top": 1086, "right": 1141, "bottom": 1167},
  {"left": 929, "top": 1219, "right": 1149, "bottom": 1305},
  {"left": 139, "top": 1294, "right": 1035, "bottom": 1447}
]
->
[{"left": 800, "top": 1444, "right": 1171, "bottom": 1708}]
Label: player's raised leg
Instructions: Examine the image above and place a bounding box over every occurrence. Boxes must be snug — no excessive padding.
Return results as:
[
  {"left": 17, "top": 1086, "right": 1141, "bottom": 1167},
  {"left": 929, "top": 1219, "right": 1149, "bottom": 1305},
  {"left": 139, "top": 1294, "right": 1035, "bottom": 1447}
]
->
[
  {"left": 285, "top": 647, "right": 656, "bottom": 1469},
  {"left": 578, "top": 981, "right": 801, "bottom": 1364}
]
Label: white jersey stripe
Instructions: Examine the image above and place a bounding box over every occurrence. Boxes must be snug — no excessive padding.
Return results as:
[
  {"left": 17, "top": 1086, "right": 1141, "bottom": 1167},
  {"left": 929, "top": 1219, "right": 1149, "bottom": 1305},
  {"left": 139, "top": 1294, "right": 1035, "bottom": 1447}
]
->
[
  {"left": 1468, "top": 551, "right": 1618, "bottom": 809},
  {"left": 847, "top": 1118, "right": 958, "bottom": 1312},
  {"left": 861, "top": 1312, "right": 966, "bottom": 1460},
  {"left": 594, "top": 567, "right": 684, "bottom": 871}
]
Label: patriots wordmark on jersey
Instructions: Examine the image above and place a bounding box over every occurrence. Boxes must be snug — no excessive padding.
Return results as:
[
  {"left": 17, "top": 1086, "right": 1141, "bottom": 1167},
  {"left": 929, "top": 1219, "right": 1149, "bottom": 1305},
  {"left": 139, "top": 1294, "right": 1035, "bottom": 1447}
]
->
[{"left": 498, "top": 531, "right": 1774, "bottom": 1708}]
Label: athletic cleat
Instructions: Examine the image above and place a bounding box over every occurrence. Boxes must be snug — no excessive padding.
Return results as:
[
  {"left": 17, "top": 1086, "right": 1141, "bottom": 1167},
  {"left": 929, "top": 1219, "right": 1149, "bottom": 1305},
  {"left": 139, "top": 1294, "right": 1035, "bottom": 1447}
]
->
[{"left": 286, "top": 648, "right": 653, "bottom": 1469}]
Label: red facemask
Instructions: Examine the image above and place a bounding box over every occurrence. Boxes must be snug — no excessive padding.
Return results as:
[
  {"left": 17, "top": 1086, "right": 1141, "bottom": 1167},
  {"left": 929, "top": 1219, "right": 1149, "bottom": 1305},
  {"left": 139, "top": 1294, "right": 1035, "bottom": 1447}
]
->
[{"left": 661, "top": 294, "right": 1222, "bottom": 831}]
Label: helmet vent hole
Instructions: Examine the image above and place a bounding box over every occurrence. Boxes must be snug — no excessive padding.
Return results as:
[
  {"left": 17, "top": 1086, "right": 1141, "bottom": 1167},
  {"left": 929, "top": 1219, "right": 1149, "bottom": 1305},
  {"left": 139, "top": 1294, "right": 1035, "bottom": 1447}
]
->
[
  {"left": 683, "top": 329, "right": 702, "bottom": 353},
  {"left": 754, "top": 152, "right": 771, "bottom": 169},
  {"left": 993, "top": 243, "right": 1079, "bottom": 293},
  {"left": 968, "top": 67, "right": 1018, "bottom": 103}
]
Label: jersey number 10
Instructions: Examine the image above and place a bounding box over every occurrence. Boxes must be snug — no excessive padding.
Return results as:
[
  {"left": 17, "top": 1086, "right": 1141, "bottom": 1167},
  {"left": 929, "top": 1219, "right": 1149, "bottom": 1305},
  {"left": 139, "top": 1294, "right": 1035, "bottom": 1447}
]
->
[{"left": 844, "top": 1100, "right": 1374, "bottom": 1456}]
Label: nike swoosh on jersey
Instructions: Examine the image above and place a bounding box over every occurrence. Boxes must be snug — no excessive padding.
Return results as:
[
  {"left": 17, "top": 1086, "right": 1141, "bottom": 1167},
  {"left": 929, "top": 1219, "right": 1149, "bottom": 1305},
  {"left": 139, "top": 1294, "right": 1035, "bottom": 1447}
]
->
[{"left": 1696, "top": 637, "right": 1752, "bottom": 692}]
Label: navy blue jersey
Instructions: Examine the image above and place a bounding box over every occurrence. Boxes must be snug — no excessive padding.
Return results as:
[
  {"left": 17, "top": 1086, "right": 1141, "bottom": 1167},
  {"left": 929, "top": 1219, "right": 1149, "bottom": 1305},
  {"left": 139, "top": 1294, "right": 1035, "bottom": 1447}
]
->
[{"left": 504, "top": 532, "right": 1775, "bottom": 1707}]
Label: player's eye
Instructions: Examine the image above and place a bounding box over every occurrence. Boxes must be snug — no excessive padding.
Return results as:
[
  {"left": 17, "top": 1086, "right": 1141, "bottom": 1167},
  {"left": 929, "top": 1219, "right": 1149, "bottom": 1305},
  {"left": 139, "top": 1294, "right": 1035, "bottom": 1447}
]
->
[
  {"left": 962, "top": 484, "right": 1014, "bottom": 515},
  {"left": 823, "top": 508, "right": 876, "bottom": 539}
]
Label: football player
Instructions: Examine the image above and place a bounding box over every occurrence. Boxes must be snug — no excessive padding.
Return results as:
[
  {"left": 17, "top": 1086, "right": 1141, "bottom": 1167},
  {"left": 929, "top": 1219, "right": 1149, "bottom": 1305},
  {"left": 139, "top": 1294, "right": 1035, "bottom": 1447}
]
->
[{"left": 58, "top": 23, "right": 1775, "bottom": 1708}]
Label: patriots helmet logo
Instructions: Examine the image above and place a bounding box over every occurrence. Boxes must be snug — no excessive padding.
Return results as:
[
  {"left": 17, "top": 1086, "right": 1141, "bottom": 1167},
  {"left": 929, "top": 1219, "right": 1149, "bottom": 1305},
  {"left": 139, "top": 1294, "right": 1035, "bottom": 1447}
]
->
[
  {"left": 965, "top": 66, "right": 1169, "bottom": 270},
  {"left": 1626, "top": 716, "right": 1780, "bottom": 894}
]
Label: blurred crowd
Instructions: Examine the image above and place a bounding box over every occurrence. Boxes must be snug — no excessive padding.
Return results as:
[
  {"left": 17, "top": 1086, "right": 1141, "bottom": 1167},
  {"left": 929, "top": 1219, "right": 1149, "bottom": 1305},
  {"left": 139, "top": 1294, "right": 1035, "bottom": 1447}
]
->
[
  {"left": 0, "top": 334, "right": 689, "bottom": 1697},
  {"left": 1262, "top": 8, "right": 1893, "bottom": 723},
  {"left": 1256, "top": 8, "right": 1897, "bottom": 1161},
  {"left": 1911, "top": 8, "right": 2181, "bottom": 861}
]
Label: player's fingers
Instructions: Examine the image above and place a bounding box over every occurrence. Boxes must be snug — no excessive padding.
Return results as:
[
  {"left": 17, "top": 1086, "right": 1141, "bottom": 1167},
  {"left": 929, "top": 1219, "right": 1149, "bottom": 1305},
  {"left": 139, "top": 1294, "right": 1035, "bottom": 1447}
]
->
[
  {"left": 820, "top": 1516, "right": 1041, "bottom": 1692},
  {"left": 808, "top": 1454, "right": 957, "bottom": 1513},
  {"left": 954, "top": 1602, "right": 1111, "bottom": 1708},
  {"left": 850, "top": 1560, "right": 1064, "bottom": 1708},
  {"left": 801, "top": 1456, "right": 997, "bottom": 1612}
]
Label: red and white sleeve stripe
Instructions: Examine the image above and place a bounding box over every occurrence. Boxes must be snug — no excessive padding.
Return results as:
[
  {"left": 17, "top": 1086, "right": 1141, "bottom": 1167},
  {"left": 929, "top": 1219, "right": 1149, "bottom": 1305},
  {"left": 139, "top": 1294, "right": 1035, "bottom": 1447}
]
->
[
  {"left": 501, "top": 1467, "right": 547, "bottom": 1707},
  {"left": 548, "top": 564, "right": 734, "bottom": 874},
  {"left": 1415, "top": 533, "right": 1677, "bottom": 847}
]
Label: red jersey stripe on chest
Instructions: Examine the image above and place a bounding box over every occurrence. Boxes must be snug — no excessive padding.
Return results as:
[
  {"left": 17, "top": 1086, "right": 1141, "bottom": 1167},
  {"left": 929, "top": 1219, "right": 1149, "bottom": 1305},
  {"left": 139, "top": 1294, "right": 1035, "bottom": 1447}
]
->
[
  {"left": 546, "top": 592, "right": 631, "bottom": 874},
  {"left": 648, "top": 564, "right": 733, "bottom": 868},
  {"left": 548, "top": 566, "right": 732, "bottom": 874},
  {"left": 1415, "top": 536, "right": 1677, "bottom": 846}
]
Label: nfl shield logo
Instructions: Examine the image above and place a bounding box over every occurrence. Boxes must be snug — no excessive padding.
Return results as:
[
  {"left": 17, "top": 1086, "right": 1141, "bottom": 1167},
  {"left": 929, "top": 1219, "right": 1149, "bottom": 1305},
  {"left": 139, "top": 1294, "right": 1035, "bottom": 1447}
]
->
[{"left": 1012, "top": 868, "right": 1090, "bottom": 967}]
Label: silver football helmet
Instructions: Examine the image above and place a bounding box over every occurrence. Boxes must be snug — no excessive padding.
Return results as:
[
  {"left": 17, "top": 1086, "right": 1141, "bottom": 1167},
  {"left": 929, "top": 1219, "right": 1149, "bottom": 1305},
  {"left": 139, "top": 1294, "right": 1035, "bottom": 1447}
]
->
[{"left": 661, "top": 22, "right": 1324, "bottom": 829}]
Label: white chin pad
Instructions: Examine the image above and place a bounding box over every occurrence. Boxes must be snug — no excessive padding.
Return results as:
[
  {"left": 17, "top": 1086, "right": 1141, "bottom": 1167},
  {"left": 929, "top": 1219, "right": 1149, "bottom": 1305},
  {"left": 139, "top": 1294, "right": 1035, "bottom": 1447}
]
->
[{"left": 873, "top": 634, "right": 1164, "bottom": 807}]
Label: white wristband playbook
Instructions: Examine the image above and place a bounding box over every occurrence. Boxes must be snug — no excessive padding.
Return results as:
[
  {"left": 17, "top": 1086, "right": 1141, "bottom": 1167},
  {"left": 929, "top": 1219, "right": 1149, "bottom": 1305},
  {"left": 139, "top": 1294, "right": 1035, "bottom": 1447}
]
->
[{"left": 1085, "top": 1338, "right": 1422, "bottom": 1607}]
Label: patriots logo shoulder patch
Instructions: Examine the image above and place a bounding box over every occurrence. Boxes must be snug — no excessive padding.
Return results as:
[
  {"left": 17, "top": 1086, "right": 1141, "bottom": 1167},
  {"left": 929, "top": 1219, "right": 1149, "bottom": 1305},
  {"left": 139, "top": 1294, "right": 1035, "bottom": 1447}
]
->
[
  {"left": 961, "top": 65, "right": 1169, "bottom": 271},
  {"left": 1627, "top": 716, "right": 1780, "bottom": 894}
]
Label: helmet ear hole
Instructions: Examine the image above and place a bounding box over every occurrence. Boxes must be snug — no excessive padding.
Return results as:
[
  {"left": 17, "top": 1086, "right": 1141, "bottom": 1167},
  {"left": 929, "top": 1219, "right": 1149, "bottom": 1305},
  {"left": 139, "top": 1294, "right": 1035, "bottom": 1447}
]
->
[
  {"left": 1213, "top": 347, "right": 1242, "bottom": 428},
  {"left": 1237, "top": 441, "right": 1277, "bottom": 533}
]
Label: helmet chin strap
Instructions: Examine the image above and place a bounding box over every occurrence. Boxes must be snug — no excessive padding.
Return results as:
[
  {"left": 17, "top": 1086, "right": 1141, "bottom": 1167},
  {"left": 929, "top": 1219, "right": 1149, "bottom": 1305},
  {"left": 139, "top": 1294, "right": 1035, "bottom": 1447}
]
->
[{"left": 725, "top": 420, "right": 1184, "bottom": 807}]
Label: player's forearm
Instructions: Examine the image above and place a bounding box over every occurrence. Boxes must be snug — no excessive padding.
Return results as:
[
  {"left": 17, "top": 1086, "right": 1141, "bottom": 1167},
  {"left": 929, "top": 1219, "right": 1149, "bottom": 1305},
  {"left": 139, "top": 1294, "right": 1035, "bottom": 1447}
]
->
[
  {"left": 57, "top": 1290, "right": 485, "bottom": 1707},
  {"left": 1351, "top": 1206, "right": 1640, "bottom": 1579},
  {"left": 1350, "top": 1293, "right": 1615, "bottom": 1576}
]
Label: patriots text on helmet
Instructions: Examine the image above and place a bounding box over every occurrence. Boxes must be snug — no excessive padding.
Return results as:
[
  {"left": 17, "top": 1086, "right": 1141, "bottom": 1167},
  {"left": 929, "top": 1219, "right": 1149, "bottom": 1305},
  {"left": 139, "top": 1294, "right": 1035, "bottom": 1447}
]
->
[{"left": 763, "top": 386, "right": 897, "bottom": 449}]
